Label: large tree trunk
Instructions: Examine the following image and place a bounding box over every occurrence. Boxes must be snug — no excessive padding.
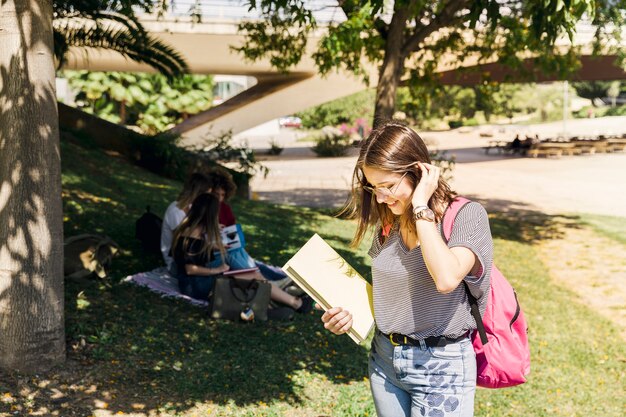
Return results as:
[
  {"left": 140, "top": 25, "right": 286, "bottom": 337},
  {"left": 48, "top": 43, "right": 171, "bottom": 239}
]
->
[
  {"left": 373, "top": 8, "right": 409, "bottom": 127},
  {"left": 0, "top": 0, "right": 65, "bottom": 372}
]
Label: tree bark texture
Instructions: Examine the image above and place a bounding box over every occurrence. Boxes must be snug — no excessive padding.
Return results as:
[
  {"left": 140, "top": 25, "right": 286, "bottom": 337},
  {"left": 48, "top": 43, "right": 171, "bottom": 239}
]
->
[
  {"left": 373, "top": 7, "right": 409, "bottom": 126},
  {"left": 0, "top": 0, "right": 65, "bottom": 372}
]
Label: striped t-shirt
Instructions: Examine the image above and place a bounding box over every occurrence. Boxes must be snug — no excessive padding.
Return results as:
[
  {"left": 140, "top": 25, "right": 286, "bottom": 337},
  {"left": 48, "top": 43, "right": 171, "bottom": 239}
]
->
[{"left": 368, "top": 201, "right": 493, "bottom": 339}]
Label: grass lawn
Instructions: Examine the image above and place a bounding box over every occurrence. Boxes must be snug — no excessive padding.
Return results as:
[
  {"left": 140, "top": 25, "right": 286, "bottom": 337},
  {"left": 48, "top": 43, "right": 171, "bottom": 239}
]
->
[
  {"left": 574, "top": 213, "right": 626, "bottom": 246},
  {"left": 1, "top": 138, "right": 624, "bottom": 417}
]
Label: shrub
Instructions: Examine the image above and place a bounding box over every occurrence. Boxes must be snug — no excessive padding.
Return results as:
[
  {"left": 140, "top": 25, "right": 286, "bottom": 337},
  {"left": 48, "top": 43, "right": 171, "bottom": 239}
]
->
[
  {"left": 296, "top": 90, "right": 375, "bottom": 129},
  {"left": 338, "top": 118, "right": 372, "bottom": 142},
  {"left": 64, "top": 71, "right": 215, "bottom": 136},
  {"left": 135, "top": 133, "right": 188, "bottom": 180},
  {"left": 311, "top": 126, "right": 353, "bottom": 157},
  {"left": 604, "top": 105, "right": 626, "bottom": 116},
  {"left": 267, "top": 138, "right": 284, "bottom": 155},
  {"left": 135, "top": 130, "right": 267, "bottom": 198},
  {"left": 194, "top": 130, "right": 268, "bottom": 179}
]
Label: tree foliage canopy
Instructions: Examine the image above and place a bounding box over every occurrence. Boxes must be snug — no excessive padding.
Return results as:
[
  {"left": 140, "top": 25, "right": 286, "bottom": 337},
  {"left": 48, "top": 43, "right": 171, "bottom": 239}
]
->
[
  {"left": 236, "top": 0, "right": 625, "bottom": 122},
  {"left": 53, "top": 0, "right": 188, "bottom": 77},
  {"left": 64, "top": 70, "right": 214, "bottom": 134}
]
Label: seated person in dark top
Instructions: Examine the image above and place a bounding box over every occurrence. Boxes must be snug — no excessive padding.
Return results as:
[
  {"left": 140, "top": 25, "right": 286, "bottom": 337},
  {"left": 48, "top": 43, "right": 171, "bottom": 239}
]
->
[
  {"left": 510, "top": 134, "right": 522, "bottom": 153},
  {"left": 172, "top": 194, "right": 229, "bottom": 300},
  {"left": 521, "top": 136, "right": 535, "bottom": 153},
  {"left": 172, "top": 193, "right": 312, "bottom": 312},
  {"left": 209, "top": 168, "right": 293, "bottom": 283}
]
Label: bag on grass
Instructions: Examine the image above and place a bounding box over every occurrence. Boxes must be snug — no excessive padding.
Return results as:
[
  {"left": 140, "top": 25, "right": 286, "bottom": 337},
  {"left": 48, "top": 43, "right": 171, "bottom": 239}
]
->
[
  {"left": 135, "top": 205, "right": 163, "bottom": 255},
  {"left": 210, "top": 277, "right": 271, "bottom": 322},
  {"left": 443, "top": 197, "right": 530, "bottom": 389}
]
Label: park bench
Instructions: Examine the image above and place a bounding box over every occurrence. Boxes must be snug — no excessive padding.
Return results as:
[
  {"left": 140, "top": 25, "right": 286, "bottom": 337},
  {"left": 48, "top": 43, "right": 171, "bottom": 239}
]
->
[
  {"left": 607, "top": 138, "right": 626, "bottom": 152},
  {"left": 571, "top": 141, "right": 597, "bottom": 155},
  {"left": 592, "top": 140, "right": 610, "bottom": 153},
  {"left": 527, "top": 146, "right": 563, "bottom": 158},
  {"left": 527, "top": 142, "right": 578, "bottom": 158}
]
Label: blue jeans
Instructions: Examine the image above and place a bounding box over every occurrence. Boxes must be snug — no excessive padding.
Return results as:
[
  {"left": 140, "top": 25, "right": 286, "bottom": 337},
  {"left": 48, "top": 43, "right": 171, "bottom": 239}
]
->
[
  {"left": 177, "top": 257, "right": 222, "bottom": 301},
  {"left": 225, "top": 247, "right": 256, "bottom": 269},
  {"left": 255, "top": 261, "right": 288, "bottom": 281},
  {"left": 368, "top": 330, "right": 477, "bottom": 417},
  {"left": 177, "top": 274, "right": 216, "bottom": 301}
]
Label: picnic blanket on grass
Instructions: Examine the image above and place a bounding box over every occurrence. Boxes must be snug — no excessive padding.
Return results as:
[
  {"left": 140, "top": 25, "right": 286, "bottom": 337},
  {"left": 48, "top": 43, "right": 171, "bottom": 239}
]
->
[
  {"left": 124, "top": 262, "right": 292, "bottom": 308},
  {"left": 123, "top": 267, "right": 209, "bottom": 308}
]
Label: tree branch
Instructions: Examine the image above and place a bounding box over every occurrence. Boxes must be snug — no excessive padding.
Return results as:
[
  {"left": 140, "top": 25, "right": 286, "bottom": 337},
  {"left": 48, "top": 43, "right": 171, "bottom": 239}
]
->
[
  {"left": 401, "top": 0, "right": 472, "bottom": 56},
  {"left": 337, "top": 0, "right": 357, "bottom": 18}
]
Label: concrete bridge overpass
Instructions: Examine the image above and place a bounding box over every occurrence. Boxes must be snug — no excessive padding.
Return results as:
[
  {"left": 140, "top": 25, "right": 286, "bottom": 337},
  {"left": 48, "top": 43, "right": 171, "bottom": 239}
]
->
[
  {"left": 64, "top": 1, "right": 626, "bottom": 146},
  {"left": 64, "top": 1, "right": 370, "bottom": 146}
]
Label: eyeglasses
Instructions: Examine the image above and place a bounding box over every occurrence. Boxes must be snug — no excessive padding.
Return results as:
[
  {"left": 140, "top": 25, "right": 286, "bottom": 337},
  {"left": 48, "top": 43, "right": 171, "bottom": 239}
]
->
[{"left": 362, "top": 172, "right": 408, "bottom": 198}]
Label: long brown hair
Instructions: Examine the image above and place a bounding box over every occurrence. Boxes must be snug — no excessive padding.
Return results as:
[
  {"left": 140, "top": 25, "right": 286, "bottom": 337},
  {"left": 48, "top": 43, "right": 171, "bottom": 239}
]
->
[
  {"left": 177, "top": 173, "right": 214, "bottom": 210},
  {"left": 172, "top": 193, "right": 225, "bottom": 261},
  {"left": 340, "top": 121, "right": 456, "bottom": 247}
]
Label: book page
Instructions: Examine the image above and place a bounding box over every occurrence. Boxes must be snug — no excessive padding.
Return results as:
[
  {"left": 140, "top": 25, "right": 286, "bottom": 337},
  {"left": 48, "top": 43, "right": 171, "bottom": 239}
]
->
[{"left": 282, "top": 234, "right": 374, "bottom": 344}]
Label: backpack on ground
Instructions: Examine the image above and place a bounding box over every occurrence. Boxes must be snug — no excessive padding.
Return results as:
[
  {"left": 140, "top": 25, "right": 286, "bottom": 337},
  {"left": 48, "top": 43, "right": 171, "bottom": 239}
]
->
[
  {"left": 443, "top": 197, "right": 530, "bottom": 389},
  {"left": 135, "top": 206, "right": 163, "bottom": 255}
]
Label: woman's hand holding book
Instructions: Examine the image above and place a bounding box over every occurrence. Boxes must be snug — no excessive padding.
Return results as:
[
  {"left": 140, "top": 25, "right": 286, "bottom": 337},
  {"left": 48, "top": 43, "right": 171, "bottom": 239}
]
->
[{"left": 322, "top": 307, "right": 353, "bottom": 335}]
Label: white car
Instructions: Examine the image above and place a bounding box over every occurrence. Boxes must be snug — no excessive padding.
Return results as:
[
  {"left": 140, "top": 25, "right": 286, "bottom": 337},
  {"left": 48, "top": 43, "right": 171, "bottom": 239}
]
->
[{"left": 279, "top": 116, "right": 302, "bottom": 128}]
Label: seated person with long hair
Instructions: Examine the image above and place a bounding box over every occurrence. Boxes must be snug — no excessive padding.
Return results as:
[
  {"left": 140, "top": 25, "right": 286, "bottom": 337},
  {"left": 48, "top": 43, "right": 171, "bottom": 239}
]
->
[
  {"left": 161, "top": 172, "right": 214, "bottom": 275},
  {"left": 172, "top": 193, "right": 313, "bottom": 312},
  {"left": 210, "top": 168, "right": 291, "bottom": 283}
]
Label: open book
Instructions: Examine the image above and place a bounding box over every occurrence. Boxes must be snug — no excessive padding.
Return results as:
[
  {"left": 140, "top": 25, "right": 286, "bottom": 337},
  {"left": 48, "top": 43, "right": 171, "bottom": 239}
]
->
[{"left": 282, "top": 234, "right": 375, "bottom": 345}]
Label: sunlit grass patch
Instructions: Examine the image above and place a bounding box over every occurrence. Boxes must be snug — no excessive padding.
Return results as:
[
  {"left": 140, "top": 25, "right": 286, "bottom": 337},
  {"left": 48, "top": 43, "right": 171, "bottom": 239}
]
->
[{"left": 575, "top": 213, "right": 626, "bottom": 246}]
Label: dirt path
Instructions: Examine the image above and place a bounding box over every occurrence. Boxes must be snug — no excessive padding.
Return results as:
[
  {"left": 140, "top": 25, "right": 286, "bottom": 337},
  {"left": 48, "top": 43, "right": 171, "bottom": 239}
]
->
[{"left": 535, "top": 224, "right": 626, "bottom": 340}]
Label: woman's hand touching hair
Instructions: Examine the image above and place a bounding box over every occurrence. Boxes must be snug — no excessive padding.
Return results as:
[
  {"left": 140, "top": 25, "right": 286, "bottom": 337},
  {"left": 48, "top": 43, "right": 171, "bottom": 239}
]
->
[{"left": 411, "top": 162, "right": 441, "bottom": 208}]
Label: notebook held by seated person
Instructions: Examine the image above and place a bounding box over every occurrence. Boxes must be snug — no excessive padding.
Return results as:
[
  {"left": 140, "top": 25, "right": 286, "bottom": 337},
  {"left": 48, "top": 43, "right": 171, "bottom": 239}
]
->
[
  {"left": 282, "top": 234, "right": 375, "bottom": 345},
  {"left": 223, "top": 267, "right": 259, "bottom": 276},
  {"left": 221, "top": 224, "right": 245, "bottom": 251}
]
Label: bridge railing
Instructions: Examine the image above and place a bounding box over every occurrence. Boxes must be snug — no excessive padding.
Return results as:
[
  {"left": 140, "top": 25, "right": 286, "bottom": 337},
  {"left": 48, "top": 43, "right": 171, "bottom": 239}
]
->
[
  {"left": 139, "top": 3, "right": 619, "bottom": 48},
  {"left": 143, "top": 0, "right": 347, "bottom": 23}
]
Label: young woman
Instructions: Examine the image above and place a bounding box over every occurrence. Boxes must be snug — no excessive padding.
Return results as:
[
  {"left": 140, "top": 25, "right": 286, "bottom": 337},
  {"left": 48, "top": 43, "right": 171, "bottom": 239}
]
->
[
  {"left": 161, "top": 172, "right": 214, "bottom": 273},
  {"left": 210, "top": 168, "right": 292, "bottom": 284},
  {"left": 321, "top": 122, "right": 493, "bottom": 417},
  {"left": 173, "top": 193, "right": 313, "bottom": 312},
  {"left": 171, "top": 192, "right": 228, "bottom": 300}
]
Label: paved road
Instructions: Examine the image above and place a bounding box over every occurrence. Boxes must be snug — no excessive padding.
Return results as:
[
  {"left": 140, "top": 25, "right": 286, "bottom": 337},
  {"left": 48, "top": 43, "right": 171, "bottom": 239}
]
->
[{"left": 242, "top": 117, "right": 626, "bottom": 217}]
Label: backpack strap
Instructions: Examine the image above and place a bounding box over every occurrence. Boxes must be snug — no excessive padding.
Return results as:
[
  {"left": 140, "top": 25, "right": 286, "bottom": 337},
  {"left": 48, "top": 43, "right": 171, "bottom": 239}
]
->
[
  {"left": 442, "top": 197, "right": 489, "bottom": 345},
  {"left": 463, "top": 281, "right": 488, "bottom": 345},
  {"left": 441, "top": 196, "right": 472, "bottom": 241}
]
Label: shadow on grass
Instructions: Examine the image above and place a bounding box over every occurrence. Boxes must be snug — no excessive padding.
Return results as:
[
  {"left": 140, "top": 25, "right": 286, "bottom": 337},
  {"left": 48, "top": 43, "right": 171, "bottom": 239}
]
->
[
  {"left": 16, "top": 139, "right": 371, "bottom": 415},
  {"left": 463, "top": 194, "right": 585, "bottom": 244},
  {"left": 61, "top": 279, "right": 369, "bottom": 414},
  {"left": 2, "top": 138, "right": 598, "bottom": 416}
]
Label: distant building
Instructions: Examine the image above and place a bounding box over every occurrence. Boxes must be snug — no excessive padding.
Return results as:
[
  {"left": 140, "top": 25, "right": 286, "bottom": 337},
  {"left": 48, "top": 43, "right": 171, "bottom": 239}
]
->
[{"left": 212, "top": 75, "right": 256, "bottom": 105}]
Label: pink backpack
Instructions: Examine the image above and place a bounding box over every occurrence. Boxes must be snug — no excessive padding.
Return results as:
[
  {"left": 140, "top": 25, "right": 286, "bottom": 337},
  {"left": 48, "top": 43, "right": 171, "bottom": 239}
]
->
[{"left": 443, "top": 197, "right": 530, "bottom": 389}]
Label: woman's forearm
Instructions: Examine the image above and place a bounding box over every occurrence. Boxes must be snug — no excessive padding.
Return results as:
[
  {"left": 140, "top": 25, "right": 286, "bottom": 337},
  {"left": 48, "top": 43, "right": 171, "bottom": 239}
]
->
[
  {"left": 415, "top": 220, "right": 474, "bottom": 293},
  {"left": 185, "top": 264, "right": 218, "bottom": 276}
]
